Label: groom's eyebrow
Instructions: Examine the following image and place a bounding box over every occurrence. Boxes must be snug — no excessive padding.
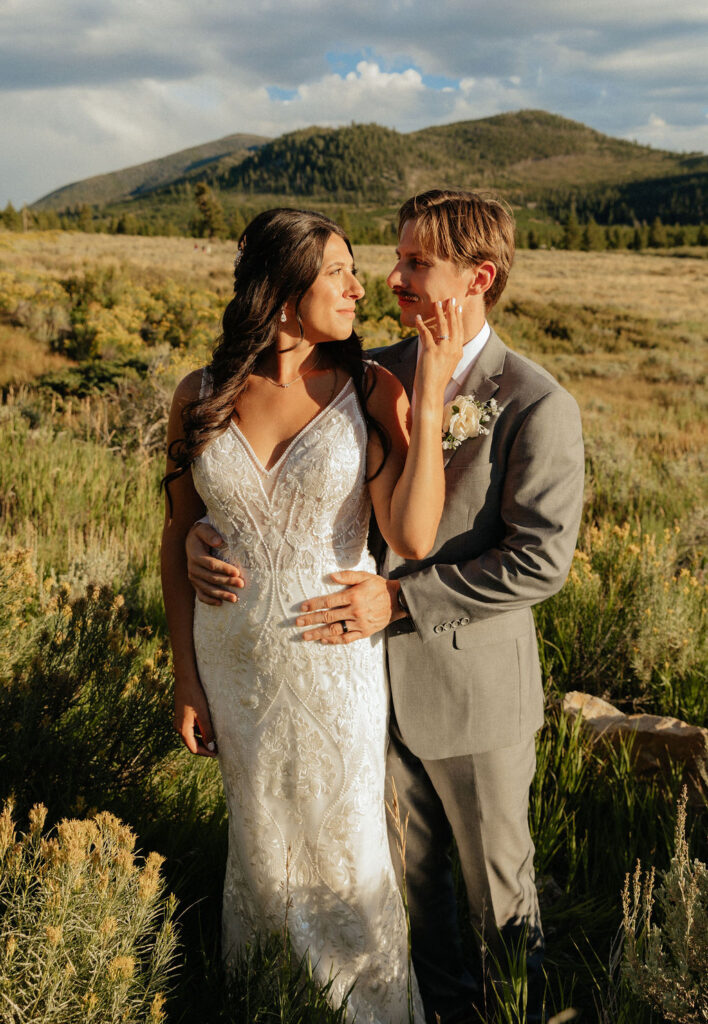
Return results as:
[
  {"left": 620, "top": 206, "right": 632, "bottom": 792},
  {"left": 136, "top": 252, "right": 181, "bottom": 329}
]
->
[{"left": 395, "top": 246, "right": 429, "bottom": 259}]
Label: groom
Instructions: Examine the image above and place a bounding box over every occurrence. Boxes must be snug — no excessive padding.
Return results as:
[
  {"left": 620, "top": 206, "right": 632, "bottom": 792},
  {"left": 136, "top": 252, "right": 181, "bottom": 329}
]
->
[{"left": 187, "top": 190, "right": 584, "bottom": 1022}]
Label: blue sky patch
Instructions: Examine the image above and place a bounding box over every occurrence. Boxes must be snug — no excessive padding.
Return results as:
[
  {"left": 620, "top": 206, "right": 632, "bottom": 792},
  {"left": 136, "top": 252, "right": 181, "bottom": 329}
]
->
[{"left": 267, "top": 85, "right": 298, "bottom": 102}]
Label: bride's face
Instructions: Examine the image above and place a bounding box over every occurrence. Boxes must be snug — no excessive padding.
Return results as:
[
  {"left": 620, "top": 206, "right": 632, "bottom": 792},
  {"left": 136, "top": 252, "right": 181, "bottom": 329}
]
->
[{"left": 296, "top": 234, "right": 365, "bottom": 343}]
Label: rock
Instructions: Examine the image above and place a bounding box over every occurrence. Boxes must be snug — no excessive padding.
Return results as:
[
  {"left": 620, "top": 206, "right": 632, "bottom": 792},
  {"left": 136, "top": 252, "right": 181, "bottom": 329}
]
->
[{"left": 562, "top": 691, "right": 708, "bottom": 795}]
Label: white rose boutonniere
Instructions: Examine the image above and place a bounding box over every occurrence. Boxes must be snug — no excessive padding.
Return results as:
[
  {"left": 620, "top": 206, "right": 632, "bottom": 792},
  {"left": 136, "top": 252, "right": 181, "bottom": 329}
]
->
[{"left": 442, "top": 394, "right": 503, "bottom": 451}]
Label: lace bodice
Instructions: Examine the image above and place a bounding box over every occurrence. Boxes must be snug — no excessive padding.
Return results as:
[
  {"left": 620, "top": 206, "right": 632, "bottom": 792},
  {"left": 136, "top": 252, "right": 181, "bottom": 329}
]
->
[{"left": 192, "top": 378, "right": 372, "bottom": 579}]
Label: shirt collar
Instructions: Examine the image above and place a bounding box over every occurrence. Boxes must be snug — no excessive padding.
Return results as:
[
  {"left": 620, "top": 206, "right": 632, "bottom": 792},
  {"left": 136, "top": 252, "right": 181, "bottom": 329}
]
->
[{"left": 449, "top": 321, "right": 490, "bottom": 384}]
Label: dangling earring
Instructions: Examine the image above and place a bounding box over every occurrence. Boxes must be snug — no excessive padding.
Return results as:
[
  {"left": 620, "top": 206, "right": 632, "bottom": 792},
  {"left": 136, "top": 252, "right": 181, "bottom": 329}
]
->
[{"left": 280, "top": 308, "right": 287, "bottom": 323}]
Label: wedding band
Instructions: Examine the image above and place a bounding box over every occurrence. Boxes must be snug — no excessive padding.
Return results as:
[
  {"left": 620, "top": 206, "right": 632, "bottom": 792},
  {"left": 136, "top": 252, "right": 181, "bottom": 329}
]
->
[
  {"left": 341, "top": 621, "right": 349, "bottom": 634},
  {"left": 437, "top": 334, "right": 450, "bottom": 340}
]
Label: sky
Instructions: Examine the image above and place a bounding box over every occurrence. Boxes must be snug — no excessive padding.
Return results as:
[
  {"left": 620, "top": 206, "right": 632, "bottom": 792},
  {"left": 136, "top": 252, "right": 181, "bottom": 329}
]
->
[{"left": 2, "top": 0, "right": 707, "bottom": 207}]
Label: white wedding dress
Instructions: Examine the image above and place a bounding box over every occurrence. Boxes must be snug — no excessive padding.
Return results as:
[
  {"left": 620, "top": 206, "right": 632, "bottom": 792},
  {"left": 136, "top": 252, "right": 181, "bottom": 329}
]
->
[{"left": 192, "top": 376, "right": 422, "bottom": 1022}]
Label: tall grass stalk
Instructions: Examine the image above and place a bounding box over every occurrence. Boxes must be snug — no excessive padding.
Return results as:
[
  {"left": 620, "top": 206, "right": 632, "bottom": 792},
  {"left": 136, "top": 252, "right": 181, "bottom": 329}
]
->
[
  {"left": 386, "top": 777, "right": 416, "bottom": 1024},
  {"left": 622, "top": 787, "right": 708, "bottom": 1022}
]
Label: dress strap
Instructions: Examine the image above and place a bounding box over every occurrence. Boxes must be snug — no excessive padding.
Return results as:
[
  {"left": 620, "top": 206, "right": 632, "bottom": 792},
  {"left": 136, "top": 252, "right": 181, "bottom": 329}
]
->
[{"left": 199, "top": 367, "right": 213, "bottom": 399}]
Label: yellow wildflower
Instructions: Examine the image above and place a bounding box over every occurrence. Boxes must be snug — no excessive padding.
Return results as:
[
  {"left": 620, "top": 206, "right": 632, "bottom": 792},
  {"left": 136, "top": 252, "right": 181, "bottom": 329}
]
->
[
  {"left": 138, "top": 851, "right": 165, "bottom": 902},
  {"left": 0, "top": 804, "right": 15, "bottom": 856},
  {"left": 82, "top": 992, "right": 98, "bottom": 1012},
  {"left": 149, "top": 993, "right": 167, "bottom": 1023},
  {"left": 28, "top": 803, "right": 48, "bottom": 837},
  {"left": 108, "top": 955, "right": 135, "bottom": 981},
  {"left": 99, "top": 916, "right": 118, "bottom": 938},
  {"left": 45, "top": 925, "right": 63, "bottom": 946}
]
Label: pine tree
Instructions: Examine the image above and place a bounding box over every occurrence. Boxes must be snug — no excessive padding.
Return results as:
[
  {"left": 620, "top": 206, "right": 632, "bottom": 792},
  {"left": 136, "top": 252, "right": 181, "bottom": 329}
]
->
[
  {"left": 562, "top": 209, "right": 581, "bottom": 250},
  {"left": 631, "top": 224, "right": 647, "bottom": 251},
  {"left": 77, "top": 204, "right": 94, "bottom": 232},
  {"left": 228, "top": 207, "right": 247, "bottom": 241},
  {"left": 2, "top": 202, "right": 22, "bottom": 231},
  {"left": 581, "top": 218, "right": 605, "bottom": 251},
  {"left": 648, "top": 216, "right": 667, "bottom": 249},
  {"left": 192, "top": 182, "right": 225, "bottom": 239},
  {"left": 115, "top": 213, "right": 138, "bottom": 235}
]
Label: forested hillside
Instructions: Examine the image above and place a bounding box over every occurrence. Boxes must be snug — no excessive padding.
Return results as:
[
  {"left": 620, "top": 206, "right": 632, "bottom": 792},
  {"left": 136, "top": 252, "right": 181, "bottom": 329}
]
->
[{"left": 14, "top": 110, "right": 708, "bottom": 242}]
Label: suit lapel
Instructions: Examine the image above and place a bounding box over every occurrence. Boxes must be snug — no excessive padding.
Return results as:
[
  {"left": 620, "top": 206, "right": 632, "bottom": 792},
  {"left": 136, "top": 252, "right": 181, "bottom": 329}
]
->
[
  {"left": 376, "top": 336, "right": 417, "bottom": 402},
  {"left": 443, "top": 329, "right": 507, "bottom": 467}
]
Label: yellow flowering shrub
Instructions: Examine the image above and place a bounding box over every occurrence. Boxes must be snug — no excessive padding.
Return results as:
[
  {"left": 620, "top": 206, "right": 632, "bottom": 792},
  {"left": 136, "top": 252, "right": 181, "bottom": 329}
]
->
[
  {"left": 0, "top": 549, "right": 39, "bottom": 678},
  {"left": 0, "top": 802, "right": 176, "bottom": 1023},
  {"left": 536, "top": 520, "right": 707, "bottom": 721}
]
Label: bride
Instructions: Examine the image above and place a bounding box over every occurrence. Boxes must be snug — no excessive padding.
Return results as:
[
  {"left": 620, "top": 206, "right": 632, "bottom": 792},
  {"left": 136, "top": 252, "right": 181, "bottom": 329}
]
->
[{"left": 161, "top": 208, "right": 462, "bottom": 1022}]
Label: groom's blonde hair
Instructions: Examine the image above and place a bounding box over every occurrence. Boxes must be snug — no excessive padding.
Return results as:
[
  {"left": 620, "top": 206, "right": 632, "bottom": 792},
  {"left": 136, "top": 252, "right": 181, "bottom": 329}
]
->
[{"left": 397, "top": 189, "right": 515, "bottom": 310}]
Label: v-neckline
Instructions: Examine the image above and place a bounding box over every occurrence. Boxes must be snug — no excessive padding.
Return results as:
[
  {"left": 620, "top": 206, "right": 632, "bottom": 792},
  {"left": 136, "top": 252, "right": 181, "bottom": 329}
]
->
[{"left": 229, "top": 377, "right": 355, "bottom": 476}]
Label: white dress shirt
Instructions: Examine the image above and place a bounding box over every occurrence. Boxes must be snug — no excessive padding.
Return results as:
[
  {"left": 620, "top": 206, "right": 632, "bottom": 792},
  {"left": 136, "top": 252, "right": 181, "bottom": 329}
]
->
[{"left": 412, "top": 320, "right": 491, "bottom": 411}]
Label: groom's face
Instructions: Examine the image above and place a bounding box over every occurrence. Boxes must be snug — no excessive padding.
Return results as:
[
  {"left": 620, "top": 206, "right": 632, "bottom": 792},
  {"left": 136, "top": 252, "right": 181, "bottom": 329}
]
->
[{"left": 387, "top": 218, "right": 468, "bottom": 329}]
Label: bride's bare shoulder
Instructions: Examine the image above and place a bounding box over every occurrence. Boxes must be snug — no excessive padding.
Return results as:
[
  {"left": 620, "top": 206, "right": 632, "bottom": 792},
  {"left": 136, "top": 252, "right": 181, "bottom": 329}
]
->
[
  {"left": 363, "top": 362, "right": 408, "bottom": 418},
  {"left": 173, "top": 368, "right": 206, "bottom": 405}
]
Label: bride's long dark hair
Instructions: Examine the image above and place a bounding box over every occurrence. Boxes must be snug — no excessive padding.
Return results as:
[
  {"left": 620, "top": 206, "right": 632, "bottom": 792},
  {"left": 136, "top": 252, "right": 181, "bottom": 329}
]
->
[{"left": 163, "top": 208, "right": 389, "bottom": 505}]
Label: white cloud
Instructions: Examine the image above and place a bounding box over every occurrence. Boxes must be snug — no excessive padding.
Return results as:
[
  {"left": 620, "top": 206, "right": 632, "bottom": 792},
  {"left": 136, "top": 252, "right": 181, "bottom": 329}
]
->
[
  {"left": 597, "top": 40, "right": 708, "bottom": 79},
  {"left": 629, "top": 113, "right": 708, "bottom": 154},
  {"left": 1, "top": 0, "right": 707, "bottom": 204}
]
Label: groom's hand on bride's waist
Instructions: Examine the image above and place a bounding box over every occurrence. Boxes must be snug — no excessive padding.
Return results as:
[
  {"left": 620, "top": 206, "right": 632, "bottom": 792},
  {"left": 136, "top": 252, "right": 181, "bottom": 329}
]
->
[
  {"left": 186, "top": 521, "right": 244, "bottom": 605},
  {"left": 297, "top": 572, "right": 407, "bottom": 644}
]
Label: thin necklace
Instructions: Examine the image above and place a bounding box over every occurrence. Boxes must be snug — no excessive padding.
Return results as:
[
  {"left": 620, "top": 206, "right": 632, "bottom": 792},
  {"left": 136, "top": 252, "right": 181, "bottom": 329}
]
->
[{"left": 262, "top": 352, "right": 322, "bottom": 389}]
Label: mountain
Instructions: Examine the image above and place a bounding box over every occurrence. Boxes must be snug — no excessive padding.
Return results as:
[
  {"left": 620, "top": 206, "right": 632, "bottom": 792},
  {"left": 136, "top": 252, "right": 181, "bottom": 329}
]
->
[
  {"left": 32, "top": 132, "right": 268, "bottom": 210},
  {"left": 216, "top": 111, "right": 707, "bottom": 203},
  {"left": 30, "top": 111, "right": 708, "bottom": 226}
]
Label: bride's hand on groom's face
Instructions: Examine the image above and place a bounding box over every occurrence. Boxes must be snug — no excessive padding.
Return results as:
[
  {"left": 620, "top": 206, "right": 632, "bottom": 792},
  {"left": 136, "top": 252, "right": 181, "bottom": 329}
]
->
[
  {"left": 186, "top": 521, "right": 244, "bottom": 604},
  {"left": 414, "top": 296, "right": 464, "bottom": 400},
  {"left": 296, "top": 572, "right": 403, "bottom": 644}
]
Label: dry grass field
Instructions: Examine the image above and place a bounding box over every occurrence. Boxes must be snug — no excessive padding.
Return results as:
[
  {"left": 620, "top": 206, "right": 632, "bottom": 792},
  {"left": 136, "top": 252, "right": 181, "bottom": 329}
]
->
[
  {"left": 0, "top": 230, "right": 237, "bottom": 298},
  {"left": 5, "top": 231, "right": 707, "bottom": 319}
]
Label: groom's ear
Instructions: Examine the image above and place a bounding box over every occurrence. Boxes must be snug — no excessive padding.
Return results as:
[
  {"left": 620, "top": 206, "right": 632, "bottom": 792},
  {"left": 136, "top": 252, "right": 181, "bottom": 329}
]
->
[{"left": 467, "top": 261, "right": 496, "bottom": 299}]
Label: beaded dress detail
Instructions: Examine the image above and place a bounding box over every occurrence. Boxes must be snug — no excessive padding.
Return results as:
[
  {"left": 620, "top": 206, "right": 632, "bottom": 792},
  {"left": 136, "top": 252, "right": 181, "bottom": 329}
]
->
[{"left": 192, "top": 376, "right": 422, "bottom": 1022}]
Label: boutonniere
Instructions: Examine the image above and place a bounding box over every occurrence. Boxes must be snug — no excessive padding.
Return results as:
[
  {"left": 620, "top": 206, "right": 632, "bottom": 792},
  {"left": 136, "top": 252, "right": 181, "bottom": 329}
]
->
[{"left": 442, "top": 394, "right": 503, "bottom": 451}]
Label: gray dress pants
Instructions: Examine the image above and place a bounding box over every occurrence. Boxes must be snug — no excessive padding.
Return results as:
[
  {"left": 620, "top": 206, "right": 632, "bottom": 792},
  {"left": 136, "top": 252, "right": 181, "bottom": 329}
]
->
[{"left": 385, "top": 715, "right": 544, "bottom": 1023}]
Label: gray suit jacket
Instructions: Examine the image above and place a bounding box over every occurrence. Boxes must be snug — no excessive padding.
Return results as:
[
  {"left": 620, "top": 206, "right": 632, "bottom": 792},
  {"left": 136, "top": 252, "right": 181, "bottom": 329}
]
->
[{"left": 374, "top": 328, "right": 584, "bottom": 760}]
